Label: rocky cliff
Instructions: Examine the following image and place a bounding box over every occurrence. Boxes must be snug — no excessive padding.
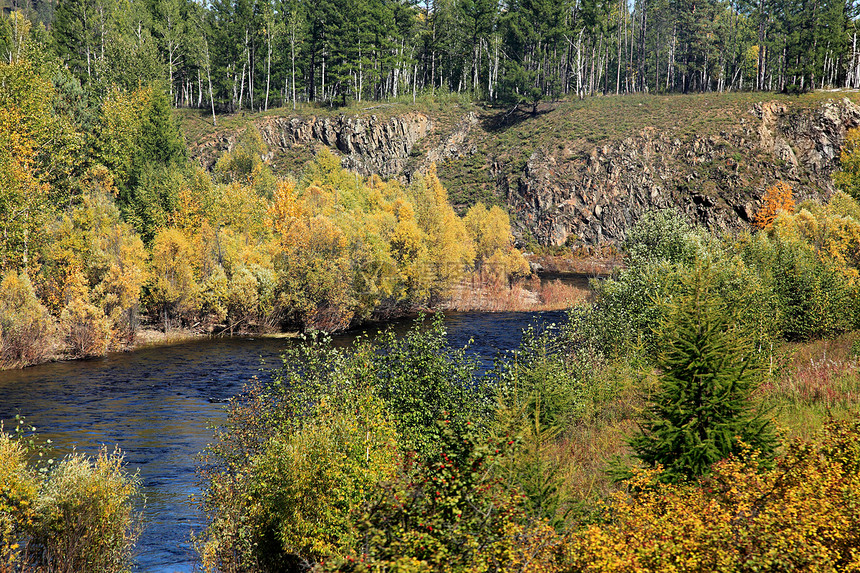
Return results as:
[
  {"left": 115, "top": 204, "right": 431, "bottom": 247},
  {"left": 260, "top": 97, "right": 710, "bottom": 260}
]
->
[
  {"left": 186, "top": 95, "right": 860, "bottom": 246},
  {"left": 506, "top": 98, "right": 860, "bottom": 245},
  {"left": 193, "top": 112, "right": 432, "bottom": 178}
]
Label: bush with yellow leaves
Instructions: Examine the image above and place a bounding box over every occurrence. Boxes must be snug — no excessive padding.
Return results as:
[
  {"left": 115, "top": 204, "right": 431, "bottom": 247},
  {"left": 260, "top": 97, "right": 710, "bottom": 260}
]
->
[
  {"left": 0, "top": 270, "right": 57, "bottom": 369},
  {"left": 0, "top": 424, "right": 141, "bottom": 573},
  {"left": 0, "top": 430, "right": 38, "bottom": 570},
  {"left": 565, "top": 418, "right": 860, "bottom": 573},
  {"left": 834, "top": 126, "right": 860, "bottom": 200},
  {"left": 59, "top": 272, "right": 113, "bottom": 358}
]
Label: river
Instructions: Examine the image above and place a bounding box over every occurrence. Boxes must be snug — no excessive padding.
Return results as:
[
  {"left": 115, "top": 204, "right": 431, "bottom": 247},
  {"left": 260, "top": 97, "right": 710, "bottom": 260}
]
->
[{"left": 0, "top": 310, "right": 568, "bottom": 573}]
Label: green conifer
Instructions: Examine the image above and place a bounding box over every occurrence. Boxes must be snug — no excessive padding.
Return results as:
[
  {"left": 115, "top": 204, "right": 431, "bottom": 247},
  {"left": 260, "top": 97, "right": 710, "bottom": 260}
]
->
[{"left": 630, "top": 263, "right": 775, "bottom": 482}]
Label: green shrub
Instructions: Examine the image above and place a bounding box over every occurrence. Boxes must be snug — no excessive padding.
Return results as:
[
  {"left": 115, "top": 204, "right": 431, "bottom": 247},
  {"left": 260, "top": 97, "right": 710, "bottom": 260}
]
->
[
  {"left": 624, "top": 209, "right": 709, "bottom": 266},
  {"left": 275, "top": 315, "right": 489, "bottom": 455},
  {"left": 198, "top": 390, "right": 398, "bottom": 571},
  {"left": 584, "top": 212, "right": 777, "bottom": 358},
  {"left": 29, "top": 448, "right": 142, "bottom": 573},
  {"left": 586, "top": 260, "right": 680, "bottom": 356},
  {"left": 493, "top": 322, "right": 597, "bottom": 430},
  {"left": 250, "top": 398, "right": 397, "bottom": 564},
  {"left": 742, "top": 234, "right": 854, "bottom": 341},
  {"left": 372, "top": 315, "right": 489, "bottom": 453},
  {"left": 328, "top": 421, "right": 559, "bottom": 573},
  {"left": 775, "top": 247, "right": 853, "bottom": 341},
  {"left": 198, "top": 315, "right": 493, "bottom": 571}
]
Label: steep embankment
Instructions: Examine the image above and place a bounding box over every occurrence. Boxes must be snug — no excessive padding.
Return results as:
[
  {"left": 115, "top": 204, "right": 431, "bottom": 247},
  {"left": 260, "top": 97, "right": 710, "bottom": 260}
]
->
[{"left": 182, "top": 92, "right": 860, "bottom": 246}]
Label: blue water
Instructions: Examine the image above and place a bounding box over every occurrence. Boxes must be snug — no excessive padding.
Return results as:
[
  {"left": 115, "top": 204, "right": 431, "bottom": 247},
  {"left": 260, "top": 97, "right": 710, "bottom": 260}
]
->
[{"left": 0, "top": 310, "right": 567, "bottom": 572}]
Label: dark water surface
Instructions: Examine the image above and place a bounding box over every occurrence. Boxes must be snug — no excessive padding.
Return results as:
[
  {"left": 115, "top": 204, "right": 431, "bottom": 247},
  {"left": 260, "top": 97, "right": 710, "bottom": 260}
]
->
[{"left": 0, "top": 310, "right": 567, "bottom": 572}]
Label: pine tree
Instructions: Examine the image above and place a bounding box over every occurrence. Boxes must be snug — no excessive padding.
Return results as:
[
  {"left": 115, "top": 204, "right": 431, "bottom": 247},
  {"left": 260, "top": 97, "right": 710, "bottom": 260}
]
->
[{"left": 630, "top": 263, "right": 775, "bottom": 482}]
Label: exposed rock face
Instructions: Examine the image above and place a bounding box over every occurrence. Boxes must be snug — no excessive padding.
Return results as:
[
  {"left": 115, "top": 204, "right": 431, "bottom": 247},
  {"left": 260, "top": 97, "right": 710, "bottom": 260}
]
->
[
  {"left": 193, "top": 112, "right": 432, "bottom": 178},
  {"left": 505, "top": 98, "right": 860, "bottom": 245},
  {"left": 420, "top": 111, "right": 480, "bottom": 167},
  {"left": 188, "top": 97, "right": 860, "bottom": 246}
]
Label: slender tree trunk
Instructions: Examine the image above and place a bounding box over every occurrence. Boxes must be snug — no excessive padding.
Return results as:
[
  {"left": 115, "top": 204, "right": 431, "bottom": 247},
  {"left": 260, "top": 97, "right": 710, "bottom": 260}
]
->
[
  {"left": 265, "top": 26, "right": 272, "bottom": 110},
  {"left": 247, "top": 30, "right": 254, "bottom": 111},
  {"left": 291, "top": 27, "right": 297, "bottom": 109},
  {"left": 238, "top": 61, "right": 246, "bottom": 109},
  {"left": 616, "top": 8, "right": 623, "bottom": 94},
  {"left": 207, "top": 54, "right": 216, "bottom": 124}
]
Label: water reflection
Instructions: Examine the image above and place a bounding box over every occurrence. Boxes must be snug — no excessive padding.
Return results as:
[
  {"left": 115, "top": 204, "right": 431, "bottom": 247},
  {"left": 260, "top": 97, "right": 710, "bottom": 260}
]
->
[{"left": 0, "top": 310, "right": 566, "bottom": 572}]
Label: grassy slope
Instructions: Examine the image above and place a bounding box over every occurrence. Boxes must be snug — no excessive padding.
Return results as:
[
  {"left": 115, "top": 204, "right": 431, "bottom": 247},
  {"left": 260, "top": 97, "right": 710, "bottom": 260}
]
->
[{"left": 435, "top": 91, "right": 860, "bottom": 207}]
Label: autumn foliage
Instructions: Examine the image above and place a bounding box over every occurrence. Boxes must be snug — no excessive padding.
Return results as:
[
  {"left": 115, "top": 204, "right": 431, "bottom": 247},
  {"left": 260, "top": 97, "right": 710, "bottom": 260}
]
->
[
  {"left": 753, "top": 181, "right": 796, "bottom": 229},
  {"left": 566, "top": 419, "right": 860, "bottom": 573},
  {"left": 834, "top": 126, "right": 860, "bottom": 199},
  {"left": 0, "top": 54, "right": 531, "bottom": 364},
  {"left": 0, "top": 427, "right": 142, "bottom": 573}
]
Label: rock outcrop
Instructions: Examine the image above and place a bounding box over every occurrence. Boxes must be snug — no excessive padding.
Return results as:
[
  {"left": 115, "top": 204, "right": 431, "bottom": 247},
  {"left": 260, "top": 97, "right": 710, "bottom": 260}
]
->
[
  {"left": 504, "top": 98, "right": 860, "bottom": 245},
  {"left": 193, "top": 112, "right": 432, "bottom": 178},
  {"left": 188, "top": 97, "right": 860, "bottom": 246}
]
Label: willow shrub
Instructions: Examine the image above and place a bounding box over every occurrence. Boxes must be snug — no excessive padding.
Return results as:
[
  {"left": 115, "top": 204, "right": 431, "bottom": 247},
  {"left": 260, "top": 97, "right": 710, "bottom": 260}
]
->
[
  {"left": 29, "top": 449, "right": 143, "bottom": 573},
  {"left": 0, "top": 270, "right": 57, "bottom": 368},
  {"left": 198, "top": 394, "right": 399, "bottom": 572},
  {"left": 0, "top": 428, "right": 142, "bottom": 573},
  {"left": 741, "top": 230, "right": 855, "bottom": 341},
  {"left": 327, "top": 420, "right": 562, "bottom": 573},
  {"left": 584, "top": 211, "right": 777, "bottom": 358}
]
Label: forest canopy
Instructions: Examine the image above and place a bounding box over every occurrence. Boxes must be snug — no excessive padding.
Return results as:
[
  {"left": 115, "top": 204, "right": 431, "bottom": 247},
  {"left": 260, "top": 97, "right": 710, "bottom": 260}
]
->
[{"left": 4, "top": 0, "right": 859, "bottom": 116}]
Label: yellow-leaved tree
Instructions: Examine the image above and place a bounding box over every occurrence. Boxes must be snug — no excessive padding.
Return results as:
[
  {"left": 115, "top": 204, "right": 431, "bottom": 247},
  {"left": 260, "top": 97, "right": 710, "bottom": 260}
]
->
[
  {"left": 44, "top": 169, "right": 148, "bottom": 343},
  {"left": 409, "top": 165, "right": 475, "bottom": 299},
  {"left": 59, "top": 270, "right": 113, "bottom": 358},
  {"left": 0, "top": 80, "right": 52, "bottom": 271},
  {"left": 148, "top": 228, "right": 201, "bottom": 330},
  {"left": 464, "top": 202, "right": 530, "bottom": 281},
  {"left": 0, "top": 271, "right": 56, "bottom": 368},
  {"left": 834, "top": 126, "right": 860, "bottom": 199}
]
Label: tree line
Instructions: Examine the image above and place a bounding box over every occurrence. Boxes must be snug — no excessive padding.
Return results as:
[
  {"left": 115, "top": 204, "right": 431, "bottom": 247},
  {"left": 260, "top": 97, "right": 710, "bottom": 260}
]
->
[{"left": 4, "top": 0, "right": 859, "bottom": 116}]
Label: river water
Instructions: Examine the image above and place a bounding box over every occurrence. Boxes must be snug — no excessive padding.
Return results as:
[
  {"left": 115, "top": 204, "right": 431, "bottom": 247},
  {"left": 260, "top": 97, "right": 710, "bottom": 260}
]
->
[{"left": 0, "top": 310, "right": 568, "bottom": 573}]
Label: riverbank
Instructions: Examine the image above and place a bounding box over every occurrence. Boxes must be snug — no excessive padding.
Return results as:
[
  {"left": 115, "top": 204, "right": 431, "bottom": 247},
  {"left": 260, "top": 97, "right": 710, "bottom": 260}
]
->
[
  {"left": 0, "top": 309, "right": 570, "bottom": 572},
  {"left": 446, "top": 273, "right": 591, "bottom": 312},
  {"left": 525, "top": 247, "right": 624, "bottom": 276},
  {"left": 1, "top": 272, "right": 594, "bottom": 372}
]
